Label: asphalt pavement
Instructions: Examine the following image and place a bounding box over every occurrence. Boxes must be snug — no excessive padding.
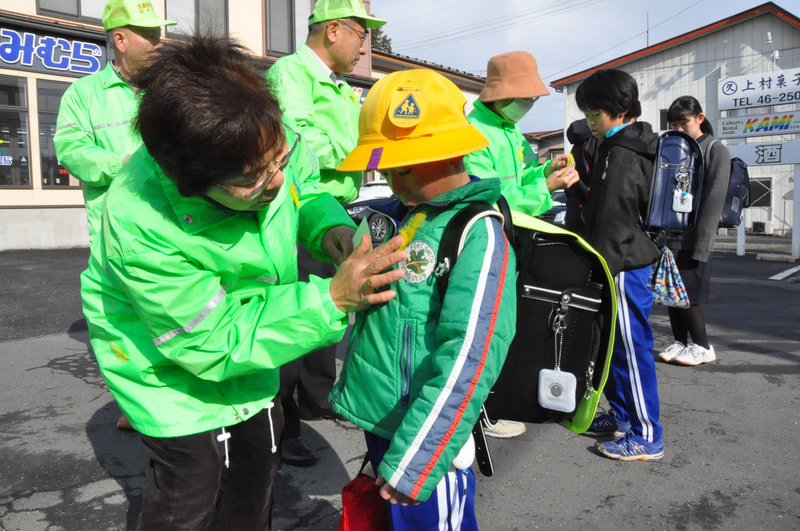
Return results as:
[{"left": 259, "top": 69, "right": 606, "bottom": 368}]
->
[{"left": 1, "top": 234, "right": 798, "bottom": 530}]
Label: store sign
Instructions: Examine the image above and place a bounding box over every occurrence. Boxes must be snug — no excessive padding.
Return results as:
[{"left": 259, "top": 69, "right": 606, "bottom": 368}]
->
[
  {"left": 727, "top": 141, "right": 800, "bottom": 166},
  {"left": 718, "top": 68, "right": 800, "bottom": 111},
  {"left": 0, "top": 26, "right": 106, "bottom": 77},
  {"left": 717, "top": 113, "right": 799, "bottom": 139}
]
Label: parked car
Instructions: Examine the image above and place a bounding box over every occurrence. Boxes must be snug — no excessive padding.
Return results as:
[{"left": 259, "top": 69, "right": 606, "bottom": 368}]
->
[
  {"left": 346, "top": 181, "right": 567, "bottom": 246},
  {"left": 346, "top": 179, "right": 400, "bottom": 245},
  {"left": 538, "top": 189, "right": 567, "bottom": 226}
]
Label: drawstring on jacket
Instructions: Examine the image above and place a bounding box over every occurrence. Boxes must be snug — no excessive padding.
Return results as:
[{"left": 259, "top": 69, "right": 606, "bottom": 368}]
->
[
  {"left": 216, "top": 428, "right": 231, "bottom": 469},
  {"left": 216, "top": 401, "right": 279, "bottom": 468},
  {"left": 265, "top": 401, "right": 278, "bottom": 453}
]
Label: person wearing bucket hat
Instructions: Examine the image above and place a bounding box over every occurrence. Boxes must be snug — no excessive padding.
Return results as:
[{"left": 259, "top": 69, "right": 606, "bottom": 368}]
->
[
  {"left": 265, "top": 0, "right": 387, "bottom": 467},
  {"left": 464, "top": 51, "right": 579, "bottom": 219},
  {"left": 331, "top": 69, "right": 517, "bottom": 529},
  {"left": 463, "top": 51, "right": 578, "bottom": 440},
  {"left": 54, "top": 0, "right": 175, "bottom": 431}
]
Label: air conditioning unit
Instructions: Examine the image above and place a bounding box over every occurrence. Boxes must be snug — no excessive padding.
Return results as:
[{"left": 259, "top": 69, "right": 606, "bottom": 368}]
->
[{"left": 751, "top": 221, "right": 774, "bottom": 234}]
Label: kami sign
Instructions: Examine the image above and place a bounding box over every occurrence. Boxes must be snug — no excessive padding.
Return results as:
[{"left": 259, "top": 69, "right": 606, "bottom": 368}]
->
[
  {"left": 718, "top": 113, "right": 799, "bottom": 139},
  {"left": 718, "top": 68, "right": 800, "bottom": 111}
]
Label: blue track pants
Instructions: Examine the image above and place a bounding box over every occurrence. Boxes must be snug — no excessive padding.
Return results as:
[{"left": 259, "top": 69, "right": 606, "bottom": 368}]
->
[{"left": 605, "top": 266, "right": 662, "bottom": 443}]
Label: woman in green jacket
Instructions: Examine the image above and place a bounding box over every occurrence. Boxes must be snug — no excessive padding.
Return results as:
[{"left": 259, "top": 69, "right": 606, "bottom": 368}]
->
[{"left": 80, "top": 36, "right": 405, "bottom": 530}]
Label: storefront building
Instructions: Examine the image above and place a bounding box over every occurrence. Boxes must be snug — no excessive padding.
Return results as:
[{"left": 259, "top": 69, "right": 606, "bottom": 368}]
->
[{"left": 0, "top": 1, "right": 382, "bottom": 251}]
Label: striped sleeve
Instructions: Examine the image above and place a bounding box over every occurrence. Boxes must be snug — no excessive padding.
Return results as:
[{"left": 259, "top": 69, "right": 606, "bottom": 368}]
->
[{"left": 382, "top": 215, "right": 515, "bottom": 502}]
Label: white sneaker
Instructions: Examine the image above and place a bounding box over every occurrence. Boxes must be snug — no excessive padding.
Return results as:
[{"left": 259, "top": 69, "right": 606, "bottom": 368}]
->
[
  {"left": 483, "top": 419, "right": 526, "bottom": 439},
  {"left": 674, "top": 344, "right": 717, "bottom": 366},
  {"left": 657, "top": 341, "right": 686, "bottom": 363}
]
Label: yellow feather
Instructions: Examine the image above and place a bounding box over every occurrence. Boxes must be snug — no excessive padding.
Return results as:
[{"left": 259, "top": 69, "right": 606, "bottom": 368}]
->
[{"left": 397, "top": 212, "right": 427, "bottom": 251}]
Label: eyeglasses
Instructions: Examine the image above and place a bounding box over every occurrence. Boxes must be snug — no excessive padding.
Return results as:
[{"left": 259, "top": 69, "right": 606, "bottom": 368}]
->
[
  {"left": 337, "top": 19, "right": 368, "bottom": 44},
  {"left": 214, "top": 130, "right": 300, "bottom": 201}
]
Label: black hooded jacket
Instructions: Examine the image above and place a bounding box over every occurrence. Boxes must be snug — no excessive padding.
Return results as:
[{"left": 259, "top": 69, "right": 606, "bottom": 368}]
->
[
  {"left": 581, "top": 121, "right": 661, "bottom": 276},
  {"left": 565, "top": 119, "right": 598, "bottom": 232}
]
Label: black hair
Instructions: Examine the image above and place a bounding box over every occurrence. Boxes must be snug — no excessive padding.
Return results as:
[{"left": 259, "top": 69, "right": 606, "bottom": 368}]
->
[
  {"left": 575, "top": 69, "right": 641, "bottom": 121},
  {"left": 134, "top": 35, "right": 284, "bottom": 197},
  {"left": 667, "top": 95, "right": 714, "bottom": 135}
]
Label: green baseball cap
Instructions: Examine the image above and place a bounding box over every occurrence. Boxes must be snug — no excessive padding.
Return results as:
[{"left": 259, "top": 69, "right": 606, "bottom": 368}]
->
[
  {"left": 309, "top": 0, "right": 387, "bottom": 29},
  {"left": 102, "top": 0, "right": 177, "bottom": 31}
]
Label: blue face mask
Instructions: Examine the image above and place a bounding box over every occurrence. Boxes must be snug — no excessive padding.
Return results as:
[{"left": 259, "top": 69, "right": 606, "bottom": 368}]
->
[{"left": 497, "top": 97, "right": 537, "bottom": 123}]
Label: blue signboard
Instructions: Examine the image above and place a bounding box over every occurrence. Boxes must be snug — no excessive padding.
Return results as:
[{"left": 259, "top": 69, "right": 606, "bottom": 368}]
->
[{"left": 0, "top": 25, "right": 106, "bottom": 77}]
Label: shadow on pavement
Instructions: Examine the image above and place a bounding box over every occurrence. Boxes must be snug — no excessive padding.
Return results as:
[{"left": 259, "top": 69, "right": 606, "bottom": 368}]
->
[{"left": 86, "top": 401, "right": 146, "bottom": 530}]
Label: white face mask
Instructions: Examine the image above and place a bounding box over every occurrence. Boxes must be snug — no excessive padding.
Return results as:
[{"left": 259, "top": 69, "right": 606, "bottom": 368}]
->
[{"left": 497, "top": 97, "right": 537, "bottom": 123}]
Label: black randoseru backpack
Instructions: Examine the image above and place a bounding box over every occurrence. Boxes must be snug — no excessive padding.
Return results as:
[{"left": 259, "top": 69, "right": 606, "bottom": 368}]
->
[{"left": 436, "top": 196, "right": 616, "bottom": 476}]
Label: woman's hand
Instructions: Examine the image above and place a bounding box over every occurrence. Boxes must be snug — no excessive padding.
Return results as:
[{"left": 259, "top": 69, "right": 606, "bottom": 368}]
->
[
  {"left": 546, "top": 165, "right": 579, "bottom": 192},
  {"left": 329, "top": 234, "right": 406, "bottom": 313}
]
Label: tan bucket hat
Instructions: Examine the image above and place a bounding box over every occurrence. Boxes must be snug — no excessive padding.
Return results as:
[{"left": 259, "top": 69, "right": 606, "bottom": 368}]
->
[{"left": 479, "top": 51, "right": 550, "bottom": 102}]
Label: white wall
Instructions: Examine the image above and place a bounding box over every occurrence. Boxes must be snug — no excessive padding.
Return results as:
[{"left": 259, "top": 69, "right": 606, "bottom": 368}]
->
[{"left": 560, "top": 12, "right": 800, "bottom": 234}]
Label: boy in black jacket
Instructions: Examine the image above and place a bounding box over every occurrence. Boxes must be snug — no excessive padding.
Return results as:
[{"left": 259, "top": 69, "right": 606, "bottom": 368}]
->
[{"left": 576, "top": 69, "right": 664, "bottom": 461}]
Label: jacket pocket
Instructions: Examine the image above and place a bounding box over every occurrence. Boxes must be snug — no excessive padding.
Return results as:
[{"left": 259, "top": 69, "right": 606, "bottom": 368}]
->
[{"left": 399, "top": 321, "right": 414, "bottom": 407}]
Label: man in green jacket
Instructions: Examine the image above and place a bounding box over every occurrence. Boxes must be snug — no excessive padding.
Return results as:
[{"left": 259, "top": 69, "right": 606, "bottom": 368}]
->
[
  {"left": 265, "top": 0, "right": 385, "bottom": 205},
  {"left": 264, "top": 0, "right": 388, "bottom": 466},
  {"left": 81, "top": 36, "right": 406, "bottom": 529},
  {"left": 464, "top": 51, "right": 578, "bottom": 439},
  {"left": 54, "top": 0, "right": 175, "bottom": 244},
  {"left": 54, "top": 0, "right": 175, "bottom": 431}
]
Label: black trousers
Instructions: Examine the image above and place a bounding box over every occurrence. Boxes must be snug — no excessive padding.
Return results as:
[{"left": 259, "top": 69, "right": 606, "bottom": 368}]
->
[
  {"left": 137, "top": 403, "right": 284, "bottom": 530},
  {"left": 280, "top": 245, "right": 338, "bottom": 440}
]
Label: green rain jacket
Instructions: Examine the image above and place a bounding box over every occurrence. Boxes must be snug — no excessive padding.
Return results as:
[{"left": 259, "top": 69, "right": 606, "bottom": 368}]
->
[
  {"left": 54, "top": 63, "right": 142, "bottom": 242},
  {"left": 464, "top": 100, "right": 554, "bottom": 216},
  {"left": 80, "top": 129, "right": 355, "bottom": 438},
  {"left": 265, "top": 43, "right": 363, "bottom": 205},
  {"left": 330, "top": 178, "right": 517, "bottom": 502}
]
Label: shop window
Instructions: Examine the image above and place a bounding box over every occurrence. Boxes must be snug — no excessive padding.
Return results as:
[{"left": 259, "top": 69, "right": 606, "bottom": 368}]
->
[
  {"left": 167, "top": 0, "right": 228, "bottom": 37},
  {"left": 265, "top": 0, "right": 294, "bottom": 57},
  {"left": 750, "top": 178, "right": 772, "bottom": 208},
  {"left": 0, "top": 75, "right": 30, "bottom": 188},
  {"left": 38, "top": 80, "right": 77, "bottom": 188},
  {"left": 39, "top": 0, "right": 104, "bottom": 24}
]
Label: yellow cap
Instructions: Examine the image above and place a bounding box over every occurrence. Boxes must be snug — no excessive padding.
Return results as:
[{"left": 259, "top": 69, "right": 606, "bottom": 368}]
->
[{"left": 338, "top": 69, "right": 489, "bottom": 171}]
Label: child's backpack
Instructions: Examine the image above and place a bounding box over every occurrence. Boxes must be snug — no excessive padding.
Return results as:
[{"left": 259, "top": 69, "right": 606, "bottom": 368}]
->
[
  {"left": 707, "top": 140, "right": 751, "bottom": 228},
  {"left": 436, "top": 197, "right": 617, "bottom": 474},
  {"left": 644, "top": 130, "right": 704, "bottom": 235}
]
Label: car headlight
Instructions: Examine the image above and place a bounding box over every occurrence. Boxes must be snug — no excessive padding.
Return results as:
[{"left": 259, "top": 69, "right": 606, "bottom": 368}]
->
[
  {"left": 346, "top": 205, "right": 369, "bottom": 217},
  {"left": 553, "top": 210, "right": 566, "bottom": 225}
]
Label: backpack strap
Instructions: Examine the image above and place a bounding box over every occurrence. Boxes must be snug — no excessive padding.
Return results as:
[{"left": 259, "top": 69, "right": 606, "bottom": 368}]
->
[
  {"left": 434, "top": 197, "right": 511, "bottom": 479},
  {"left": 704, "top": 138, "right": 720, "bottom": 170},
  {"left": 435, "top": 198, "right": 511, "bottom": 302}
]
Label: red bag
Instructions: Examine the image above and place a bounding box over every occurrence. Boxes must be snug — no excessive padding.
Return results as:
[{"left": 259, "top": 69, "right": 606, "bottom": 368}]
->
[{"left": 337, "top": 455, "right": 389, "bottom": 531}]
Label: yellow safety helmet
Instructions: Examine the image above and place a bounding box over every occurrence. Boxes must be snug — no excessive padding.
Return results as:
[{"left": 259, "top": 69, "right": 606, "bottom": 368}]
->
[{"left": 338, "top": 69, "right": 489, "bottom": 171}]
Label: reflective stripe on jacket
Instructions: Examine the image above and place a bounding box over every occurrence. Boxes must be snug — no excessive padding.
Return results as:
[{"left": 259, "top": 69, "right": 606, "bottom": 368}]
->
[
  {"left": 81, "top": 130, "right": 353, "bottom": 438},
  {"left": 464, "top": 100, "right": 553, "bottom": 216},
  {"left": 330, "top": 178, "right": 517, "bottom": 502},
  {"left": 54, "top": 63, "right": 142, "bottom": 242},
  {"left": 265, "top": 43, "right": 363, "bottom": 205}
]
